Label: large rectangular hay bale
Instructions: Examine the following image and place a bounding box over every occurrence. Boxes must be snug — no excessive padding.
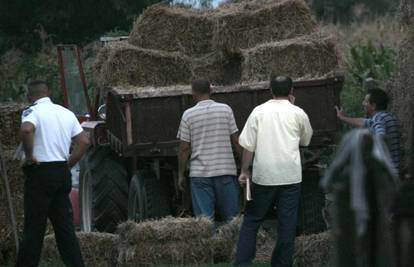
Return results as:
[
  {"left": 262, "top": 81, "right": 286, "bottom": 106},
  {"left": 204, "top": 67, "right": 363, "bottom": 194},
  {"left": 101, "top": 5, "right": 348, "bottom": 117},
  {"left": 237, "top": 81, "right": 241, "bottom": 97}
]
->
[
  {"left": 117, "top": 216, "right": 213, "bottom": 243},
  {"left": 129, "top": 0, "right": 317, "bottom": 56},
  {"left": 96, "top": 43, "right": 191, "bottom": 88},
  {"left": 213, "top": 0, "right": 317, "bottom": 52},
  {"left": 117, "top": 238, "right": 214, "bottom": 266},
  {"left": 0, "top": 103, "right": 25, "bottom": 150},
  {"left": 117, "top": 217, "right": 214, "bottom": 266},
  {"left": 42, "top": 232, "right": 119, "bottom": 267},
  {"left": 129, "top": 5, "right": 215, "bottom": 55},
  {"left": 241, "top": 35, "right": 339, "bottom": 82}
]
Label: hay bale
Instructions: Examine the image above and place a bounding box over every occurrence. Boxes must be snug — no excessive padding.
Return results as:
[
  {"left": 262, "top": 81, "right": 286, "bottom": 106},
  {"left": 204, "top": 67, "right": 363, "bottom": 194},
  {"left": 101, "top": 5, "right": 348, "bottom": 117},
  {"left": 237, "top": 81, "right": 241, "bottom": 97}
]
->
[
  {"left": 213, "top": 0, "right": 317, "bottom": 52},
  {"left": 190, "top": 52, "right": 242, "bottom": 85},
  {"left": 241, "top": 34, "right": 339, "bottom": 82},
  {"left": 130, "top": 1, "right": 316, "bottom": 56},
  {"left": 117, "top": 217, "right": 214, "bottom": 266},
  {"left": 388, "top": 27, "right": 414, "bottom": 174},
  {"left": 254, "top": 231, "right": 333, "bottom": 266},
  {"left": 129, "top": 5, "right": 215, "bottom": 55},
  {"left": 95, "top": 43, "right": 191, "bottom": 88},
  {"left": 117, "top": 238, "right": 214, "bottom": 266},
  {"left": 42, "top": 232, "right": 119, "bottom": 267},
  {"left": 0, "top": 149, "right": 25, "bottom": 263},
  {"left": 0, "top": 103, "right": 25, "bottom": 151},
  {"left": 214, "top": 216, "right": 274, "bottom": 263},
  {"left": 293, "top": 231, "right": 333, "bottom": 267},
  {"left": 117, "top": 216, "right": 213, "bottom": 243}
]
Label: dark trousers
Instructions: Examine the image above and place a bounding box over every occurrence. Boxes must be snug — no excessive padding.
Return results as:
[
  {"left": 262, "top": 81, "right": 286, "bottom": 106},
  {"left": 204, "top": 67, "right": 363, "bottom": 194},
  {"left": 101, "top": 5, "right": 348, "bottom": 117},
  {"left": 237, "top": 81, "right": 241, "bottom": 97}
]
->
[
  {"left": 16, "top": 162, "right": 85, "bottom": 267},
  {"left": 234, "top": 182, "right": 301, "bottom": 267}
]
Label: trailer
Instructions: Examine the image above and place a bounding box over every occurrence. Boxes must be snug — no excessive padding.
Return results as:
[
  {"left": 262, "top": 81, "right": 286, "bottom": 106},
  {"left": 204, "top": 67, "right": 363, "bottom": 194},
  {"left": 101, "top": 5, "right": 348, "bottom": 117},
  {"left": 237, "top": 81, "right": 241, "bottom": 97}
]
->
[{"left": 77, "top": 75, "right": 344, "bottom": 233}]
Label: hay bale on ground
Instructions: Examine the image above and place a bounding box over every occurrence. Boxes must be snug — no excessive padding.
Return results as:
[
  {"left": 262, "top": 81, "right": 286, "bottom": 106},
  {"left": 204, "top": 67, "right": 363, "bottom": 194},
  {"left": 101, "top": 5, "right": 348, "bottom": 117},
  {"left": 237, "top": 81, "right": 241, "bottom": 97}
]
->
[
  {"left": 129, "top": 5, "right": 215, "bottom": 55},
  {"left": 96, "top": 43, "right": 191, "bottom": 88},
  {"left": 117, "top": 216, "right": 213, "bottom": 243},
  {"left": 214, "top": 216, "right": 274, "bottom": 263},
  {"left": 241, "top": 34, "right": 339, "bottom": 82},
  {"left": 293, "top": 231, "right": 333, "bottom": 267},
  {"left": 213, "top": 0, "right": 317, "bottom": 52},
  {"left": 254, "top": 231, "right": 333, "bottom": 266},
  {"left": 117, "top": 217, "right": 215, "bottom": 266},
  {"left": 42, "top": 232, "right": 119, "bottom": 267},
  {"left": 118, "top": 238, "right": 214, "bottom": 266},
  {"left": 0, "top": 103, "right": 25, "bottom": 151},
  {"left": 129, "top": 0, "right": 316, "bottom": 56}
]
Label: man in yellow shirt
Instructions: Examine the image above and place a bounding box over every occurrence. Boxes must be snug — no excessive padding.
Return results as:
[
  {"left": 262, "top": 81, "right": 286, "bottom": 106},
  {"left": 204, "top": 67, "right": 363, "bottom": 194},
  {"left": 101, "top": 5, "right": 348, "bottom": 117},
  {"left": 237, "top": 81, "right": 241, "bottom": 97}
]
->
[{"left": 234, "top": 76, "right": 313, "bottom": 267}]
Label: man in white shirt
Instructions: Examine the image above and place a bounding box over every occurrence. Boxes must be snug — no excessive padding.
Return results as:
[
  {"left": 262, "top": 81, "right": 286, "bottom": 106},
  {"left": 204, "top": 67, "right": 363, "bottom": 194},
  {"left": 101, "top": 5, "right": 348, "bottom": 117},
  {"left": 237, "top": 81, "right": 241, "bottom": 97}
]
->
[
  {"left": 16, "top": 80, "right": 89, "bottom": 267},
  {"left": 234, "top": 76, "right": 313, "bottom": 267}
]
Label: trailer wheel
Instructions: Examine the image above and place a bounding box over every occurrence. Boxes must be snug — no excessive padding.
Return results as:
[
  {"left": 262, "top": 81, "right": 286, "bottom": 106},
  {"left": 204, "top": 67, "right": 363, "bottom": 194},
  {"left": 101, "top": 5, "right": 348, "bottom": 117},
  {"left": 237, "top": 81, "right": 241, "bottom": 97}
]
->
[
  {"left": 128, "top": 170, "right": 171, "bottom": 221},
  {"left": 80, "top": 146, "right": 128, "bottom": 233}
]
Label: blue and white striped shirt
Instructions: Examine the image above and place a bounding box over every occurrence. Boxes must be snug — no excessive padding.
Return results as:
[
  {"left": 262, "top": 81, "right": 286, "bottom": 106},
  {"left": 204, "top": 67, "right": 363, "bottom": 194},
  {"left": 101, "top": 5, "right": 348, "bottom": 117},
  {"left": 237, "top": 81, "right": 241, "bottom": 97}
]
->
[{"left": 364, "top": 111, "right": 401, "bottom": 173}]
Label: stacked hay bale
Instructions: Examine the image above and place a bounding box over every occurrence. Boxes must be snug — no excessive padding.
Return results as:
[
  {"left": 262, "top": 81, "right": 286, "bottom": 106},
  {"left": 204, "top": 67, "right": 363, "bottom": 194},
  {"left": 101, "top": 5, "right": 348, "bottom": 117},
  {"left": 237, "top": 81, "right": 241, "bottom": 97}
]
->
[
  {"left": 0, "top": 103, "right": 25, "bottom": 264},
  {"left": 241, "top": 34, "right": 338, "bottom": 81},
  {"left": 94, "top": 43, "right": 191, "bottom": 88},
  {"left": 0, "top": 103, "right": 25, "bottom": 150},
  {"left": 42, "top": 232, "right": 119, "bottom": 267},
  {"left": 117, "top": 217, "right": 215, "bottom": 266},
  {"left": 94, "top": 0, "right": 339, "bottom": 88}
]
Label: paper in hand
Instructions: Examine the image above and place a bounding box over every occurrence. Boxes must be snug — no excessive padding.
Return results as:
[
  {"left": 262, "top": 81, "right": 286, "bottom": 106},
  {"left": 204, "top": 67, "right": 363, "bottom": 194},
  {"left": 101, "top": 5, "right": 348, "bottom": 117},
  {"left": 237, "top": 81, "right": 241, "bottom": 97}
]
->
[{"left": 246, "top": 177, "right": 252, "bottom": 201}]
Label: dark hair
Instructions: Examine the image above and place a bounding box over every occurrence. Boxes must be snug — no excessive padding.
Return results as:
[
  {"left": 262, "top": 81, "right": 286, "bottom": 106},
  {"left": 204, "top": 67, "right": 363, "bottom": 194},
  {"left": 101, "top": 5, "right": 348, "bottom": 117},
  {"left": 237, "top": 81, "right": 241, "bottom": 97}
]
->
[
  {"left": 367, "top": 88, "right": 389, "bottom": 110},
  {"left": 191, "top": 79, "right": 211, "bottom": 95},
  {"left": 27, "top": 80, "right": 49, "bottom": 89},
  {"left": 270, "top": 75, "right": 292, "bottom": 96}
]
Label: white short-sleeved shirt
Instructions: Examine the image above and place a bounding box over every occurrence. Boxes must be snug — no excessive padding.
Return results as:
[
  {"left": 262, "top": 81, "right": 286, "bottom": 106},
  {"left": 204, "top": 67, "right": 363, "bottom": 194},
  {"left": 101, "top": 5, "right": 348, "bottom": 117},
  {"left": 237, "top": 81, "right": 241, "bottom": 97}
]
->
[
  {"left": 21, "top": 97, "right": 83, "bottom": 162},
  {"left": 239, "top": 99, "right": 313, "bottom": 186},
  {"left": 177, "top": 100, "right": 238, "bottom": 177}
]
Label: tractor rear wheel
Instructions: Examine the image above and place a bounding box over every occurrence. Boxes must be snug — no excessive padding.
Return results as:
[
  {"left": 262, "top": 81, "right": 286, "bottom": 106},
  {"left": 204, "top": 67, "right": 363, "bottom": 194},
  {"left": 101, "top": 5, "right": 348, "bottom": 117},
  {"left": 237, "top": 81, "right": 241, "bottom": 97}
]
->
[
  {"left": 127, "top": 169, "right": 171, "bottom": 222},
  {"left": 80, "top": 145, "right": 128, "bottom": 232}
]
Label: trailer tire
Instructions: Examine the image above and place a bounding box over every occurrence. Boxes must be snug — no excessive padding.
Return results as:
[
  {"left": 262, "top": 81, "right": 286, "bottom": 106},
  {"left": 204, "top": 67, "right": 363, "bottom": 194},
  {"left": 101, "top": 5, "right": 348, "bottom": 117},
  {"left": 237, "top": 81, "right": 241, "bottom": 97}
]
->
[
  {"left": 80, "top": 145, "right": 128, "bottom": 233},
  {"left": 128, "top": 169, "right": 171, "bottom": 221}
]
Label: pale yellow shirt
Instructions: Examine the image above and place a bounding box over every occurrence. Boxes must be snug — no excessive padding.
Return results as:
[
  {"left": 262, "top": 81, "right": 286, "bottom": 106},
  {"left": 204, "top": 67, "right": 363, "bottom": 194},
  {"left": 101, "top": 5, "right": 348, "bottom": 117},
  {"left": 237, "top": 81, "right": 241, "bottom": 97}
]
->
[{"left": 239, "top": 99, "right": 313, "bottom": 185}]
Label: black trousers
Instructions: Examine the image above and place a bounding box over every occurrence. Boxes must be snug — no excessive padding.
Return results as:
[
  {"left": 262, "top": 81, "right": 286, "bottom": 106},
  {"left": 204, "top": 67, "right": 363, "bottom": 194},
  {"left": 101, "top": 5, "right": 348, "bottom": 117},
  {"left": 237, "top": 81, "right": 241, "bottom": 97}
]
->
[{"left": 16, "top": 162, "right": 85, "bottom": 267}]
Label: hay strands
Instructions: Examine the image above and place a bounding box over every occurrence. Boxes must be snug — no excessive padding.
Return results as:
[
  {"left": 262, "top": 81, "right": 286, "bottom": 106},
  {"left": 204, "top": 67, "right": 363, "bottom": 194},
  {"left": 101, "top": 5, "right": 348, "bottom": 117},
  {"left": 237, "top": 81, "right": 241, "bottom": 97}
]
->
[{"left": 0, "top": 144, "right": 19, "bottom": 252}]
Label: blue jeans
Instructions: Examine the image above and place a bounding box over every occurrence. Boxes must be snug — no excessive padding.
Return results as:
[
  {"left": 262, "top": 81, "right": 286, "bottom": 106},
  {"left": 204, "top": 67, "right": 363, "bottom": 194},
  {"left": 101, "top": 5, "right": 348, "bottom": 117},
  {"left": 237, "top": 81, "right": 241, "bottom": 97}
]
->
[
  {"left": 191, "top": 175, "right": 240, "bottom": 221},
  {"left": 234, "top": 182, "right": 301, "bottom": 267}
]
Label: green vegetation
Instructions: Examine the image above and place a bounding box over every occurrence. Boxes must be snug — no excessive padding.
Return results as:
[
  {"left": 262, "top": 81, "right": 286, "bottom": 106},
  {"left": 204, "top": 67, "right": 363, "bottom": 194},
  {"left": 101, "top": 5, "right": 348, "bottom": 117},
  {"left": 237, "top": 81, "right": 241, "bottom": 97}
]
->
[{"left": 341, "top": 40, "right": 396, "bottom": 118}]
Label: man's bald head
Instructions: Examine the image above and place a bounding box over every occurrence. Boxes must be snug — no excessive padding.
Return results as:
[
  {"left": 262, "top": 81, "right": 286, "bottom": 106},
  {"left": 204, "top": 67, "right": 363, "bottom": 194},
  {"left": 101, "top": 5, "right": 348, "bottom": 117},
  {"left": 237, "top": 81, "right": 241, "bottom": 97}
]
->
[{"left": 27, "top": 80, "right": 50, "bottom": 102}]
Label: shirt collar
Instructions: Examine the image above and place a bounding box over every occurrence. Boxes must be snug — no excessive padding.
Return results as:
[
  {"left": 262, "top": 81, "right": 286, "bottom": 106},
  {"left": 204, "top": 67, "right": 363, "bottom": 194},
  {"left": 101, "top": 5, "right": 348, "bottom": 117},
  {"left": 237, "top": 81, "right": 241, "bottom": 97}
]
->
[
  {"left": 371, "top": 111, "right": 386, "bottom": 120},
  {"left": 196, "top": 99, "right": 215, "bottom": 106},
  {"left": 34, "top": 97, "right": 52, "bottom": 105}
]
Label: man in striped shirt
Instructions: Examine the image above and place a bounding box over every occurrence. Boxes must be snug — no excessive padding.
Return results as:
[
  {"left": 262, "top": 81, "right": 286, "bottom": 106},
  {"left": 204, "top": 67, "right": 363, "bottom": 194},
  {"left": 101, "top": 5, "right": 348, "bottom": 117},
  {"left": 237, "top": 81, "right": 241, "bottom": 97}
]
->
[
  {"left": 177, "top": 79, "right": 241, "bottom": 221},
  {"left": 336, "top": 88, "right": 401, "bottom": 174}
]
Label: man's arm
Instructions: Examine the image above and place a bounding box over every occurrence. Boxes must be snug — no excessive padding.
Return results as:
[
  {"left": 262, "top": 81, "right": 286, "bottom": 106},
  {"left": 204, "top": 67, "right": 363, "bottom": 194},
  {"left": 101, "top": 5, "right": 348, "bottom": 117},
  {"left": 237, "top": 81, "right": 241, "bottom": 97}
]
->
[
  {"left": 68, "top": 131, "right": 90, "bottom": 168},
  {"left": 20, "top": 122, "right": 37, "bottom": 163},
  {"left": 178, "top": 141, "right": 191, "bottom": 192},
  {"left": 239, "top": 149, "right": 254, "bottom": 186},
  {"left": 230, "top": 132, "right": 242, "bottom": 163},
  {"left": 335, "top": 106, "right": 365, "bottom": 128}
]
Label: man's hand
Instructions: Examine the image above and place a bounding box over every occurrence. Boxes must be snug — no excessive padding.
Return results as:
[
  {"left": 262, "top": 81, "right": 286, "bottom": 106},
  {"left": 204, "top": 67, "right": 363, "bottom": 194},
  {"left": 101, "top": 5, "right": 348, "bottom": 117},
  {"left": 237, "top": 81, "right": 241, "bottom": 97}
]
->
[
  {"left": 178, "top": 173, "right": 187, "bottom": 192},
  {"left": 24, "top": 155, "right": 38, "bottom": 166},
  {"left": 238, "top": 170, "right": 251, "bottom": 187},
  {"left": 335, "top": 106, "right": 345, "bottom": 120}
]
